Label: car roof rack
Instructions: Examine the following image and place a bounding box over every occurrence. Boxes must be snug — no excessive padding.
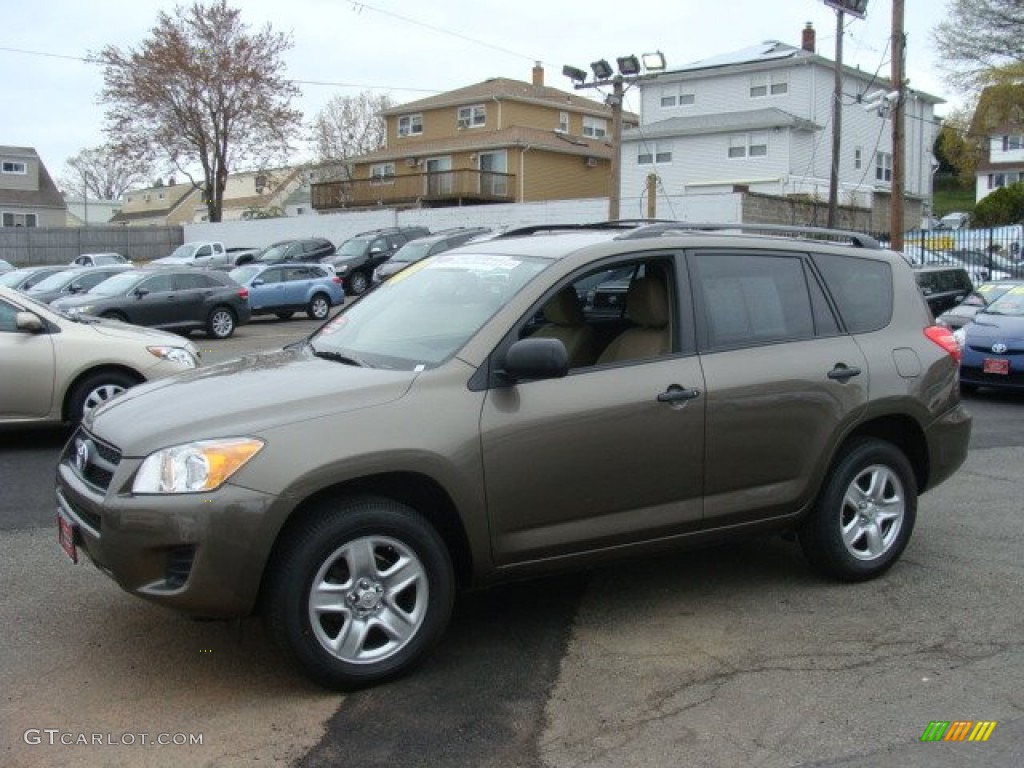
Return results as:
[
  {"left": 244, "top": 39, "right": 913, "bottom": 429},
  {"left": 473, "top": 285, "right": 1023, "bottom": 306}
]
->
[
  {"left": 617, "top": 222, "right": 882, "bottom": 249},
  {"left": 495, "top": 219, "right": 676, "bottom": 238}
]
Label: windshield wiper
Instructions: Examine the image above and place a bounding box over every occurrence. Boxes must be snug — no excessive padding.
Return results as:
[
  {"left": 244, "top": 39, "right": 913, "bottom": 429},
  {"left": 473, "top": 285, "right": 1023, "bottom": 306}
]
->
[{"left": 311, "top": 347, "right": 368, "bottom": 367}]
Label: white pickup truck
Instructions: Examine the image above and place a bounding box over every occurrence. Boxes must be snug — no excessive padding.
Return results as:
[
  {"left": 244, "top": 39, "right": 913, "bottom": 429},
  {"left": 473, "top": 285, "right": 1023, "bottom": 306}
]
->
[{"left": 151, "top": 241, "right": 231, "bottom": 267}]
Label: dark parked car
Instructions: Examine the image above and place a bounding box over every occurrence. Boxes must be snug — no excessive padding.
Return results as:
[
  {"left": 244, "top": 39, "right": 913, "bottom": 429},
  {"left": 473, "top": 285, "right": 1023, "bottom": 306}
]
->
[
  {"left": 26, "top": 265, "right": 134, "bottom": 304},
  {"left": 954, "top": 284, "right": 1024, "bottom": 393},
  {"left": 373, "top": 227, "right": 492, "bottom": 282},
  {"left": 55, "top": 222, "right": 969, "bottom": 691},
  {"left": 935, "top": 280, "right": 1024, "bottom": 331},
  {"left": 326, "top": 226, "right": 431, "bottom": 295},
  {"left": 913, "top": 265, "right": 973, "bottom": 316},
  {"left": 0, "top": 264, "right": 74, "bottom": 291},
  {"left": 50, "top": 267, "right": 251, "bottom": 339},
  {"left": 229, "top": 263, "right": 344, "bottom": 320},
  {"left": 237, "top": 238, "right": 336, "bottom": 266}
]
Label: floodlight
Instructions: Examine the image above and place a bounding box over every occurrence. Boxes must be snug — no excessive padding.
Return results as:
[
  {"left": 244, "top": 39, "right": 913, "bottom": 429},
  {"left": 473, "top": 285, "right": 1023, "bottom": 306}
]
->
[
  {"left": 590, "top": 59, "right": 614, "bottom": 80},
  {"left": 562, "top": 64, "right": 588, "bottom": 84},
  {"left": 616, "top": 55, "right": 641, "bottom": 76},
  {"left": 642, "top": 51, "right": 666, "bottom": 72}
]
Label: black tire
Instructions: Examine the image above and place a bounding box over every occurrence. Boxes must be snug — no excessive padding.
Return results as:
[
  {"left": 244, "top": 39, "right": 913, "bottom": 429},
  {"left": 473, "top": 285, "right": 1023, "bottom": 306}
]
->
[
  {"left": 306, "top": 293, "right": 331, "bottom": 321},
  {"left": 206, "top": 306, "right": 236, "bottom": 339},
  {"left": 799, "top": 438, "right": 917, "bottom": 582},
  {"left": 347, "top": 270, "right": 370, "bottom": 296},
  {"left": 67, "top": 370, "right": 139, "bottom": 424},
  {"left": 100, "top": 310, "right": 129, "bottom": 322},
  {"left": 263, "top": 495, "right": 455, "bottom": 690},
  {"left": 275, "top": 311, "right": 294, "bottom": 320}
]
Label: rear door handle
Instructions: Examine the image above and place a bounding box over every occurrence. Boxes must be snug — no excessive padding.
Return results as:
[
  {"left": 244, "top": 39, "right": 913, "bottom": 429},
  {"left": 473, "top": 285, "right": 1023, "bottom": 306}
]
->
[
  {"left": 827, "top": 364, "right": 862, "bottom": 382},
  {"left": 657, "top": 385, "right": 702, "bottom": 403}
]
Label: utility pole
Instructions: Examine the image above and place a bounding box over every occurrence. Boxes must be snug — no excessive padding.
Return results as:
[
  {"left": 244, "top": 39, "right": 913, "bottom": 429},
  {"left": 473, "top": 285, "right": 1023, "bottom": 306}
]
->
[
  {"left": 890, "top": 0, "right": 906, "bottom": 251},
  {"left": 828, "top": 7, "right": 844, "bottom": 228},
  {"left": 609, "top": 76, "right": 624, "bottom": 221}
]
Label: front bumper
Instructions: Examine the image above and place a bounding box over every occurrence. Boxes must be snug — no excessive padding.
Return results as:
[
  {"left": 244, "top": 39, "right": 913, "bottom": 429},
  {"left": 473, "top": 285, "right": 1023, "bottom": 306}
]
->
[{"left": 56, "top": 431, "right": 284, "bottom": 617}]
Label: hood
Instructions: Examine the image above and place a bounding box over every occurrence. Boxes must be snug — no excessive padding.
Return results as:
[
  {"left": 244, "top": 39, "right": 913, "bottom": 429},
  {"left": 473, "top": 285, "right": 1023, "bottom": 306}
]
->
[
  {"left": 85, "top": 345, "right": 417, "bottom": 456},
  {"left": 969, "top": 314, "right": 1024, "bottom": 341},
  {"left": 85, "top": 315, "right": 193, "bottom": 344},
  {"left": 51, "top": 293, "right": 102, "bottom": 310},
  {"left": 149, "top": 256, "right": 189, "bottom": 265}
]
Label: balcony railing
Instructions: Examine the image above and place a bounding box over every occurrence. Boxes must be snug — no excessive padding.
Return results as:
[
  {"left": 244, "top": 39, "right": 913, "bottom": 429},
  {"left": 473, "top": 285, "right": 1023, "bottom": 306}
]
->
[{"left": 312, "top": 170, "right": 515, "bottom": 210}]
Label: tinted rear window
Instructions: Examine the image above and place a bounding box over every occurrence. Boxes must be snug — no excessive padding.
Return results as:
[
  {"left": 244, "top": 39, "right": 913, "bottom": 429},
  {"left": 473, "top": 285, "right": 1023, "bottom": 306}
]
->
[{"left": 813, "top": 254, "right": 893, "bottom": 333}]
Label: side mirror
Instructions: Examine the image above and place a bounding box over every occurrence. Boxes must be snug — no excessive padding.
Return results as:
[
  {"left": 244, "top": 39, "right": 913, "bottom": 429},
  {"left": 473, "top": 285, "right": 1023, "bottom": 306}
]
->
[
  {"left": 134, "top": 288, "right": 150, "bottom": 298},
  {"left": 500, "top": 338, "right": 569, "bottom": 382},
  {"left": 252, "top": 278, "right": 265, "bottom": 286},
  {"left": 15, "top": 311, "right": 43, "bottom": 333}
]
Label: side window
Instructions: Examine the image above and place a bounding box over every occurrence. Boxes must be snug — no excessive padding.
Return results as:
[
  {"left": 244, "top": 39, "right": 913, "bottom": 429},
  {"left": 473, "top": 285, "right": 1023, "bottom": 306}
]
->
[
  {"left": 0, "top": 299, "right": 19, "bottom": 332},
  {"left": 140, "top": 274, "right": 174, "bottom": 293},
  {"left": 261, "top": 269, "right": 284, "bottom": 284},
  {"left": 812, "top": 253, "right": 893, "bottom": 333},
  {"left": 78, "top": 272, "right": 116, "bottom": 291},
  {"left": 196, "top": 245, "right": 212, "bottom": 258},
  {"left": 175, "top": 273, "right": 208, "bottom": 290},
  {"left": 693, "top": 253, "right": 819, "bottom": 350}
]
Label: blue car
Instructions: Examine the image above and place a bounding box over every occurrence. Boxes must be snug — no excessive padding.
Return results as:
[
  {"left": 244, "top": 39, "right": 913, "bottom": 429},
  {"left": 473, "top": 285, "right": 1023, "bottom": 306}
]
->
[
  {"left": 229, "top": 263, "right": 343, "bottom": 321},
  {"left": 955, "top": 284, "right": 1024, "bottom": 393}
]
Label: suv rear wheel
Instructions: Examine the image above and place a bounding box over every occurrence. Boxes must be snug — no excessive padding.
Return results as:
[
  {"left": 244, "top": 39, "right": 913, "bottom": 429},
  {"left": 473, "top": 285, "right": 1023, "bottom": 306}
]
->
[
  {"left": 347, "top": 270, "right": 370, "bottom": 296},
  {"left": 263, "top": 495, "right": 455, "bottom": 690},
  {"left": 799, "top": 438, "right": 917, "bottom": 582},
  {"left": 206, "top": 307, "right": 236, "bottom": 339},
  {"left": 306, "top": 293, "right": 331, "bottom": 320}
]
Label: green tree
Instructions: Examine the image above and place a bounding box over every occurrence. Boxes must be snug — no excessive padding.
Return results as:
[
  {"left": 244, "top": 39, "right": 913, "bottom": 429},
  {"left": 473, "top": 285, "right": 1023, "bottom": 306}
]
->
[
  {"left": 933, "top": 0, "right": 1024, "bottom": 91},
  {"left": 973, "top": 182, "right": 1024, "bottom": 227},
  {"left": 96, "top": 0, "right": 302, "bottom": 222}
]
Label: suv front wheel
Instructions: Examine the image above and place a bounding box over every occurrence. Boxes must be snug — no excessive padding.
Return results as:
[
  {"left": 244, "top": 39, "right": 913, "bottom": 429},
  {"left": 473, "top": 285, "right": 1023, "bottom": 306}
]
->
[
  {"left": 799, "top": 438, "right": 917, "bottom": 582},
  {"left": 264, "top": 495, "right": 455, "bottom": 690},
  {"left": 347, "top": 270, "right": 370, "bottom": 296}
]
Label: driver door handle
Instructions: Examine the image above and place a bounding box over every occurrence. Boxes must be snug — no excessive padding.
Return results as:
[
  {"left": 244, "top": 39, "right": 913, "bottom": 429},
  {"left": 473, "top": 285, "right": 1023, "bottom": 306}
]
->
[
  {"left": 827, "top": 364, "right": 862, "bottom": 382},
  {"left": 657, "top": 385, "right": 702, "bottom": 403}
]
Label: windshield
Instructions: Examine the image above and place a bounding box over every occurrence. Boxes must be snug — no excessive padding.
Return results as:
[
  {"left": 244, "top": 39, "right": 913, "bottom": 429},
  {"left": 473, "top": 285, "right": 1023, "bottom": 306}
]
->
[
  {"left": 390, "top": 242, "right": 432, "bottom": 264},
  {"left": 981, "top": 286, "right": 1024, "bottom": 317},
  {"left": 0, "top": 270, "right": 31, "bottom": 287},
  {"left": 972, "top": 282, "right": 1018, "bottom": 306},
  {"left": 309, "top": 251, "right": 550, "bottom": 370},
  {"left": 167, "top": 244, "right": 198, "bottom": 260},
  {"left": 337, "top": 238, "right": 371, "bottom": 257},
  {"left": 256, "top": 244, "right": 289, "bottom": 262},
  {"left": 88, "top": 272, "right": 143, "bottom": 296},
  {"left": 27, "top": 269, "right": 79, "bottom": 292}
]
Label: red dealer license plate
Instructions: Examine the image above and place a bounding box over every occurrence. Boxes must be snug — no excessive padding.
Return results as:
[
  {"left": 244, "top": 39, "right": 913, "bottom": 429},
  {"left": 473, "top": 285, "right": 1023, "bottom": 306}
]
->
[
  {"left": 58, "top": 510, "right": 78, "bottom": 564},
  {"left": 983, "top": 358, "right": 1010, "bottom": 375}
]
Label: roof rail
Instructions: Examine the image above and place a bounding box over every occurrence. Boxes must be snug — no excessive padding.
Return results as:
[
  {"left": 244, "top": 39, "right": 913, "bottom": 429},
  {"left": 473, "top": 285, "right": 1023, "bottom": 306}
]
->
[
  {"left": 495, "top": 220, "right": 671, "bottom": 239},
  {"left": 617, "top": 222, "right": 882, "bottom": 249}
]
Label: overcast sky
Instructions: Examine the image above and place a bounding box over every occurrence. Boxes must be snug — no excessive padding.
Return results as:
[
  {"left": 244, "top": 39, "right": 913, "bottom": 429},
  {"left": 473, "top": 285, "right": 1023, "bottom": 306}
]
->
[{"left": 3, "top": 0, "right": 954, "bottom": 187}]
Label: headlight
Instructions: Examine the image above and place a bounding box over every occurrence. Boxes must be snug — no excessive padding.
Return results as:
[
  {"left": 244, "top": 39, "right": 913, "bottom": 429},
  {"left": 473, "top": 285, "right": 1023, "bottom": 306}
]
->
[
  {"left": 68, "top": 306, "right": 91, "bottom": 316},
  {"left": 148, "top": 345, "right": 199, "bottom": 367},
  {"left": 335, "top": 264, "right": 349, "bottom": 273},
  {"left": 133, "top": 438, "right": 264, "bottom": 494},
  {"left": 952, "top": 327, "right": 966, "bottom": 347}
]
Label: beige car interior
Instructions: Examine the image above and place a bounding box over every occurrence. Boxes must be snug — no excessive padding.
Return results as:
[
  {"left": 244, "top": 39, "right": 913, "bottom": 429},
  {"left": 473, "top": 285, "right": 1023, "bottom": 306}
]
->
[
  {"left": 532, "top": 286, "right": 598, "bottom": 366},
  {"left": 596, "top": 276, "right": 672, "bottom": 364}
]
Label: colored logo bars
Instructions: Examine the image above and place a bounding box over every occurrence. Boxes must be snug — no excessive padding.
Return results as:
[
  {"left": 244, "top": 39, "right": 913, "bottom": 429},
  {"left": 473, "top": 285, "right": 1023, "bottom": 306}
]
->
[{"left": 920, "top": 721, "right": 997, "bottom": 742}]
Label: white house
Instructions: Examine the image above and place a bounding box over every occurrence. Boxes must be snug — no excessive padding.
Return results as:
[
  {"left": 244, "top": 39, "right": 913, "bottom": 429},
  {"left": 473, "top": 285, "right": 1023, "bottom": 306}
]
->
[
  {"left": 621, "top": 24, "right": 943, "bottom": 223},
  {"left": 971, "top": 86, "right": 1024, "bottom": 204}
]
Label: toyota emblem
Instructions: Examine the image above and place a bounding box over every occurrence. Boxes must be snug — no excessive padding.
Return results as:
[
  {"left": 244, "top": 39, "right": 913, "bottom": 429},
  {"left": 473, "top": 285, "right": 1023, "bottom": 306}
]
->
[
  {"left": 74, "top": 438, "right": 93, "bottom": 474},
  {"left": 992, "top": 343, "right": 1008, "bottom": 355}
]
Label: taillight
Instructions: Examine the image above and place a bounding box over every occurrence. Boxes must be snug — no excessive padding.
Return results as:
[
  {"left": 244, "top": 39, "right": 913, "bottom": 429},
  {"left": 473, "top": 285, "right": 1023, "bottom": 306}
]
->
[
  {"left": 925, "top": 325, "right": 961, "bottom": 362},
  {"left": 333, "top": 277, "right": 343, "bottom": 285},
  {"left": 237, "top": 288, "right": 249, "bottom": 300}
]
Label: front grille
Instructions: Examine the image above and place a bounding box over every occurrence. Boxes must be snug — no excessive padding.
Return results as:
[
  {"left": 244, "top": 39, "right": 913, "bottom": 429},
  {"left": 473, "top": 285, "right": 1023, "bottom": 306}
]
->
[{"left": 66, "top": 428, "right": 123, "bottom": 493}]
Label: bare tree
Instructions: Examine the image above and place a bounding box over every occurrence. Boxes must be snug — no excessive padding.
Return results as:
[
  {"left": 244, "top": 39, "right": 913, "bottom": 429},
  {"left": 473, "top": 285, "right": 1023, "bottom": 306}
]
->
[
  {"left": 933, "top": 0, "right": 1024, "bottom": 91},
  {"left": 95, "top": 0, "right": 302, "bottom": 222},
  {"left": 60, "top": 145, "right": 151, "bottom": 200},
  {"left": 309, "top": 92, "right": 393, "bottom": 181}
]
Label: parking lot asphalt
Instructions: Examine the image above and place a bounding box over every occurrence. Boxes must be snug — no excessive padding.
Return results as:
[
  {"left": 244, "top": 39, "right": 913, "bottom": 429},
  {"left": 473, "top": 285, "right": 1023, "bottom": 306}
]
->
[{"left": 2, "top": 318, "right": 1022, "bottom": 768}]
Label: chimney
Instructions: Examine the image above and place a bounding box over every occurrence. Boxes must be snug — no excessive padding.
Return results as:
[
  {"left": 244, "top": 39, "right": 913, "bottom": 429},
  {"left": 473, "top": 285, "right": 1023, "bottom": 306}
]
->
[
  {"left": 801, "top": 22, "right": 815, "bottom": 53},
  {"left": 532, "top": 61, "right": 544, "bottom": 87}
]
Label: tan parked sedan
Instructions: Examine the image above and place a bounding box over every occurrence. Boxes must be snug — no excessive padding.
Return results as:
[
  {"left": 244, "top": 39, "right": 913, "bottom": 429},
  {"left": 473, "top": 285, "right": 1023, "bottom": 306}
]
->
[{"left": 0, "top": 286, "right": 200, "bottom": 426}]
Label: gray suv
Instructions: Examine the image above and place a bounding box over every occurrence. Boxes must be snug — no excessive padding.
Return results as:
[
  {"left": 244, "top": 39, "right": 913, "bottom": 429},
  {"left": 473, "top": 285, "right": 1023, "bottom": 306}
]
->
[{"left": 55, "top": 223, "right": 971, "bottom": 690}]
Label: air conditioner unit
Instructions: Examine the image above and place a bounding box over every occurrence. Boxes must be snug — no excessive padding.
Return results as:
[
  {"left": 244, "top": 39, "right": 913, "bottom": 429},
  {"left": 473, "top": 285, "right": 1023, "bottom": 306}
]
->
[
  {"left": 584, "top": 157, "right": 598, "bottom": 168},
  {"left": 457, "top": 118, "right": 471, "bottom": 129},
  {"left": 405, "top": 157, "right": 418, "bottom": 167}
]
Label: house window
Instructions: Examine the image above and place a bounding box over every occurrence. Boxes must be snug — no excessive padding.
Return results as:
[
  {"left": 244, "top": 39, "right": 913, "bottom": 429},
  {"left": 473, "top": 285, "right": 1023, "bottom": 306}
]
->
[
  {"left": 583, "top": 116, "right": 608, "bottom": 138},
  {"left": 875, "top": 152, "right": 893, "bottom": 182},
  {"left": 727, "top": 133, "right": 768, "bottom": 159},
  {"left": 1, "top": 161, "right": 27, "bottom": 175},
  {"left": 397, "top": 114, "right": 423, "bottom": 137},
  {"left": 750, "top": 73, "right": 787, "bottom": 98},
  {"left": 1001, "top": 135, "right": 1023, "bottom": 151},
  {"left": 556, "top": 111, "right": 569, "bottom": 133},
  {"left": 854, "top": 146, "right": 863, "bottom": 170},
  {"left": 457, "top": 105, "right": 486, "bottom": 129},
  {"left": 659, "top": 87, "right": 695, "bottom": 108},
  {"left": 370, "top": 163, "right": 396, "bottom": 185},
  {"left": 637, "top": 142, "right": 673, "bottom": 165},
  {"left": 2, "top": 212, "right": 37, "bottom": 227}
]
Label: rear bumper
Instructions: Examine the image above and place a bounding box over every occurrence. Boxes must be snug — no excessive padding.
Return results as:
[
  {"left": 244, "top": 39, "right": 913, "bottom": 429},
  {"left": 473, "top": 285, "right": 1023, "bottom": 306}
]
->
[{"left": 923, "top": 402, "right": 972, "bottom": 492}]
